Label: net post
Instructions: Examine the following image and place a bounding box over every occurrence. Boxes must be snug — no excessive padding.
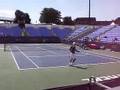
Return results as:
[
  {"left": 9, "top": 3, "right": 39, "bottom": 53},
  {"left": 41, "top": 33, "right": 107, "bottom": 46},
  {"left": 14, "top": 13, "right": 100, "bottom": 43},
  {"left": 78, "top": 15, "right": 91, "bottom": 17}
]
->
[
  {"left": 4, "top": 43, "right": 6, "bottom": 52},
  {"left": 88, "top": 76, "right": 96, "bottom": 90},
  {"left": 3, "top": 33, "right": 6, "bottom": 52},
  {"left": 89, "top": 76, "right": 96, "bottom": 84}
]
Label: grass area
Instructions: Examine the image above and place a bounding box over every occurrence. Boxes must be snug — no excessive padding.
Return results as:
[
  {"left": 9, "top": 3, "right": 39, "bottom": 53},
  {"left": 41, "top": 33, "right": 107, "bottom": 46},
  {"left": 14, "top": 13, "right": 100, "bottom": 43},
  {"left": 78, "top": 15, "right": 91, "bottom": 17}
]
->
[{"left": 0, "top": 46, "right": 120, "bottom": 90}]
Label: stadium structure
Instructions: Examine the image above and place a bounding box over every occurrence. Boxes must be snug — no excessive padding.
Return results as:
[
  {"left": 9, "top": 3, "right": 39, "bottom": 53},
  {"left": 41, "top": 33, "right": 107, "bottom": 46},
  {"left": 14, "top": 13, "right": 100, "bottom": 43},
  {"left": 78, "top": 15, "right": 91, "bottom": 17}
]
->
[
  {"left": 0, "top": 18, "right": 120, "bottom": 90},
  {"left": 0, "top": 17, "right": 14, "bottom": 23}
]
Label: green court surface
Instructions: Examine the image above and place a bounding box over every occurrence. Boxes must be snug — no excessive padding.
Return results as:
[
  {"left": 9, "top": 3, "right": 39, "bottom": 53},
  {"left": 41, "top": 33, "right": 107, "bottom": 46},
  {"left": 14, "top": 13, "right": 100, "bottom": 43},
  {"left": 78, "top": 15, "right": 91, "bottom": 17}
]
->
[{"left": 0, "top": 44, "right": 120, "bottom": 90}]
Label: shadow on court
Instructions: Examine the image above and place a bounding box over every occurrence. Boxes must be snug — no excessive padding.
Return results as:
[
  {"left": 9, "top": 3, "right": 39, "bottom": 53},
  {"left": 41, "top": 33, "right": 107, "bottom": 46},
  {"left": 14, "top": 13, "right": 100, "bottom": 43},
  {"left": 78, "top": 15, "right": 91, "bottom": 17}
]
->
[{"left": 70, "top": 65, "right": 88, "bottom": 69}]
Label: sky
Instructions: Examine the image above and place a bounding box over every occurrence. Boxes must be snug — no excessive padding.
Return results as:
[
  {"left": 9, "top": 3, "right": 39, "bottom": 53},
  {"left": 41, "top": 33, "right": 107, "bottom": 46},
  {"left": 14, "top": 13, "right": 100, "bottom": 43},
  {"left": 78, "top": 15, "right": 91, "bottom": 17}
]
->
[{"left": 0, "top": 0, "right": 119, "bottom": 23}]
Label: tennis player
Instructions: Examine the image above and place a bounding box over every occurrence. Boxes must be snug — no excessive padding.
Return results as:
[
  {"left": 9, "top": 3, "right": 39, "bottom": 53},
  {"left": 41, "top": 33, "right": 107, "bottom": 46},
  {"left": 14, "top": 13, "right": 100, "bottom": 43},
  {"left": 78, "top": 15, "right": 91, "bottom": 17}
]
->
[{"left": 69, "top": 42, "right": 79, "bottom": 66}]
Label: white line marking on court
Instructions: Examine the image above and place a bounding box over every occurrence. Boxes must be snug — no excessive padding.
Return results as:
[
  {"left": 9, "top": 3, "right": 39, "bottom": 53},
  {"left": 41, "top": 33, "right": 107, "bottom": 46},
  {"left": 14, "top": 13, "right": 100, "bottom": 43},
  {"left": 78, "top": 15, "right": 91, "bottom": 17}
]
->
[
  {"left": 78, "top": 61, "right": 118, "bottom": 66},
  {"left": 28, "top": 54, "right": 86, "bottom": 58},
  {"left": 15, "top": 46, "right": 39, "bottom": 69},
  {"left": 0, "top": 48, "right": 4, "bottom": 50},
  {"left": 10, "top": 43, "right": 120, "bottom": 71},
  {"left": 10, "top": 48, "right": 21, "bottom": 70},
  {"left": 19, "top": 67, "right": 40, "bottom": 71},
  {"left": 96, "top": 82, "right": 112, "bottom": 89},
  {"left": 17, "top": 61, "right": 120, "bottom": 71},
  {"left": 86, "top": 51, "right": 120, "bottom": 60},
  {"left": 36, "top": 47, "right": 57, "bottom": 54},
  {"left": 18, "top": 65, "right": 68, "bottom": 71},
  {"left": 19, "top": 62, "right": 118, "bottom": 71}
]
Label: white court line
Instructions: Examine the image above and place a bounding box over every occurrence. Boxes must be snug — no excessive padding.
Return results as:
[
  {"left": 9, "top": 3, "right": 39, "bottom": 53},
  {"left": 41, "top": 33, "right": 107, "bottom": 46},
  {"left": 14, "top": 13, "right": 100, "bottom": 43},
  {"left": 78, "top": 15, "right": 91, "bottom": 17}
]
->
[
  {"left": 18, "top": 60, "right": 119, "bottom": 71},
  {"left": 17, "top": 60, "right": 120, "bottom": 71},
  {"left": 18, "top": 61, "right": 119, "bottom": 71},
  {"left": 19, "top": 67, "right": 40, "bottom": 71},
  {"left": 18, "top": 66, "right": 67, "bottom": 71},
  {"left": 15, "top": 46, "right": 39, "bottom": 69},
  {"left": 13, "top": 44, "right": 120, "bottom": 71},
  {"left": 35, "top": 47, "right": 57, "bottom": 54},
  {"left": 18, "top": 54, "right": 120, "bottom": 71},
  {"left": 29, "top": 54, "right": 86, "bottom": 58},
  {"left": 0, "top": 47, "right": 4, "bottom": 49},
  {"left": 96, "top": 82, "right": 112, "bottom": 89},
  {"left": 86, "top": 51, "right": 120, "bottom": 62},
  {"left": 77, "top": 61, "right": 119, "bottom": 66},
  {"left": 10, "top": 48, "right": 21, "bottom": 70}
]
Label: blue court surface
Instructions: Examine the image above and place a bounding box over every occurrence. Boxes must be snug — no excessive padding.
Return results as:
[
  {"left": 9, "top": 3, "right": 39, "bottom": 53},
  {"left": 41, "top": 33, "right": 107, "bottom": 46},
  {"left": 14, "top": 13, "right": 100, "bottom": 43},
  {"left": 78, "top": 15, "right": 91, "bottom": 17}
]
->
[{"left": 9, "top": 44, "right": 119, "bottom": 70}]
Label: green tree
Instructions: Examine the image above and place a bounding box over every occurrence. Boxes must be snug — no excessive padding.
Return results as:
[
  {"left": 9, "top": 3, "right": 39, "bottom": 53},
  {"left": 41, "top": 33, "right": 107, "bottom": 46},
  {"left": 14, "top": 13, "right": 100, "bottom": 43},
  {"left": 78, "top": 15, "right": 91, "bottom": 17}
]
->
[
  {"left": 14, "top": 10, "right": 31, "bottom": 24},
  {"left": 24, "top": 13, "right": 31, "bottom": 24},
  {"left": 14, "top": 10, "right": 24, "bottom": 23},
  {"left": 62, "top": 16, "right": 74, "bottom": 25},
  {"left": 39, "top": 8, "right": 61, "bottom": 24}
]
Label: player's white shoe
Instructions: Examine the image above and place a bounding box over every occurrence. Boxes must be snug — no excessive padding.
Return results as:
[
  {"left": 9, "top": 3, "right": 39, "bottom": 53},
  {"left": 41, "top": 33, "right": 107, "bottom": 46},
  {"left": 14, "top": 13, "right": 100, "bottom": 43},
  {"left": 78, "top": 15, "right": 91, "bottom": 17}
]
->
[{"left": 69, "top": 62, "right": 73, "bottom": 66}]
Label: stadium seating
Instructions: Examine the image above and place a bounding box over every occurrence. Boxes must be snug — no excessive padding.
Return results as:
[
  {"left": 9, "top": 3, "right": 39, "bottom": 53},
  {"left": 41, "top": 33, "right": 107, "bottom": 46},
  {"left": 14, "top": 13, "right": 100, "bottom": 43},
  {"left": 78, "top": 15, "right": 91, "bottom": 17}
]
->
[
  {"left": 0, "top": 24, "right": 62, "bottom": 43},
  {"left": 37, "top": 27, "right": 54, "bottom": 37},
  {"left": 0, "top": 26, "right": 6, "bottom": 36},
  {"left": 0, "top": 24, "right": 74, "bottom": 40},
  {"left": 66, "top": 26, "right": 89, "bottom": 42},
  {"left": 5, "top": 26, "right": 21, "bottom": 37},
  {"left": 66, "top": 25, "right": 97, "bottom": 41},
  {"left": 0, "top": 24, "right": 22, "bottom": 37},
  {"left": 26, "top": 26, "right": 54, "bottom": 37},
  {"left": 25, "top": 27, "right": 40, "bottom": 36},
  {"left": 66, "top": 26, "right": 86, "bottom": 39},
  {"left": 100, "top": 26, "right": 120, "bottom": 43},
  {"left": 52, "top": 27, "right": 73, "bottom": 40},
  {"left": 87, "top": 25, "right": 115, "bottom": 39}
]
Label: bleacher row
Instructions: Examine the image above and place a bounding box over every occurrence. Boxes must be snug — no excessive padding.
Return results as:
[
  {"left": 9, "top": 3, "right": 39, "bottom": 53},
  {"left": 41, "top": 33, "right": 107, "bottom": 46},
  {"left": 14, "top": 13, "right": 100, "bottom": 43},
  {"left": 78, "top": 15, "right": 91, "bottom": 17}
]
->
[
  {"left": 67, "top": 25, "right": 120, "bottom": 43},
  {"left": 86, "top": 25, "right": 115, "bottom": 39},
  {"left": 100, "top": 26, "right": 120, "bottom": 43},
  {"left": 84, "top": 25, "right": 120, "bottom": 43},
  {"left": 0, "top": 24, "right": 73, "bottom": 41},
  {"left": 0, "top": 24, "right": 120, "bottom": 44}
]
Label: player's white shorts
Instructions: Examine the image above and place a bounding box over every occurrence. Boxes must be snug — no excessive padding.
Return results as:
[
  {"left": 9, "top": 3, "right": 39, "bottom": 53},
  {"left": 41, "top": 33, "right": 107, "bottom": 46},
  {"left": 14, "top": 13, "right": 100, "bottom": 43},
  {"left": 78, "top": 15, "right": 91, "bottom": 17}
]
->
[{"left": 69, "top": 52, "right": 75, "bottom": 60}]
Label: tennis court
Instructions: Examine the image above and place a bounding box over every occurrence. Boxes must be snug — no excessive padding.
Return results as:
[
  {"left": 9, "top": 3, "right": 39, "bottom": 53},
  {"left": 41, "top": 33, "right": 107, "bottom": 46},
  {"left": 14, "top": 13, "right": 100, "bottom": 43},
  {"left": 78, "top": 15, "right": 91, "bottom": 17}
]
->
[{"left": 5, "top": 43, "right": 119, "bottom": 70}]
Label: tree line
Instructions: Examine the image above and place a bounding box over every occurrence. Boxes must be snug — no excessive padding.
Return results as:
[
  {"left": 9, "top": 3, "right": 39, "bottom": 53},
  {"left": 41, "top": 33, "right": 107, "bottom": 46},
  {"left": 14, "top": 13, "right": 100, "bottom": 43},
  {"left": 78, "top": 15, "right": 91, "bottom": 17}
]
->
[{"left": 14, "top": 8, "right": 81, "bottom": 25}]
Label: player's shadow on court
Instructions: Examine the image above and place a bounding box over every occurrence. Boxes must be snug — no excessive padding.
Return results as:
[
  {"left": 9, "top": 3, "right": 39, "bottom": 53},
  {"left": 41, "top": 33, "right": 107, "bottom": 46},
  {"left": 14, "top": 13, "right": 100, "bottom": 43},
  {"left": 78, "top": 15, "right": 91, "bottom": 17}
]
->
[{"left": 71, "top": 65, "right": 88, "bottom": 69}]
